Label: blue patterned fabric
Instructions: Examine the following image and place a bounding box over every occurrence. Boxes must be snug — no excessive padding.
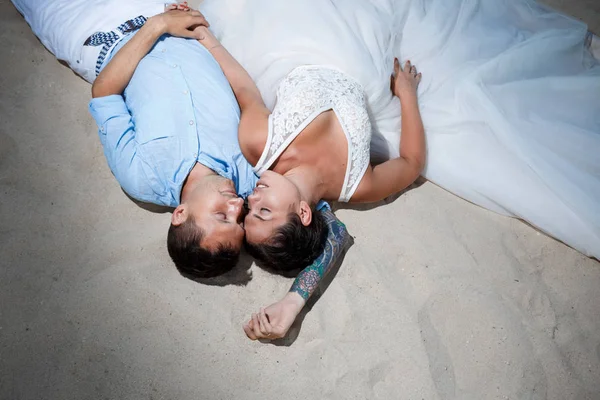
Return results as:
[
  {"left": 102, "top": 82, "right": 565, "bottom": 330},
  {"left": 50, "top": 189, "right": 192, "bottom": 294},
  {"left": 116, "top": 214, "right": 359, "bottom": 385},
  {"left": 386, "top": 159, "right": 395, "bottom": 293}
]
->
[{"left": 84, "top": 15, "right": 147, "bottom": 76}]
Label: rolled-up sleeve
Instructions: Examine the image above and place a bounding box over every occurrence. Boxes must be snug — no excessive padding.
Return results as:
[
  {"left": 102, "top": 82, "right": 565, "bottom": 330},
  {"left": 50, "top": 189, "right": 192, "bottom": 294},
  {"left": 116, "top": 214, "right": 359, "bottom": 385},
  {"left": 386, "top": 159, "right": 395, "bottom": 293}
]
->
[{"left": 89, "top": 95, "right": 144, "bottom": 199}]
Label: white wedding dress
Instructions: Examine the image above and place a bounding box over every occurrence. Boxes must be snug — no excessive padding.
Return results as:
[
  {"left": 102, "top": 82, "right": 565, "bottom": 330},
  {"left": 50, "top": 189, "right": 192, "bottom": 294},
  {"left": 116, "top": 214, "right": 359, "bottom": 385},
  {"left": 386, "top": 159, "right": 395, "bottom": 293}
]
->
[{"left": 200, "top": 0, "right": 600, "bottom": 259}]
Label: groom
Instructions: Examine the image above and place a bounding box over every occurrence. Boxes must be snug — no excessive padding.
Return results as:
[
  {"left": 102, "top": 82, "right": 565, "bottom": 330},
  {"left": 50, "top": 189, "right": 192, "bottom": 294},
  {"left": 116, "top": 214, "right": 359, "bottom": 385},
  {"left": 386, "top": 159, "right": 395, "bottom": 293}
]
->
[{"left": 89, "top": 7, "right": 256, "bottom": 278}]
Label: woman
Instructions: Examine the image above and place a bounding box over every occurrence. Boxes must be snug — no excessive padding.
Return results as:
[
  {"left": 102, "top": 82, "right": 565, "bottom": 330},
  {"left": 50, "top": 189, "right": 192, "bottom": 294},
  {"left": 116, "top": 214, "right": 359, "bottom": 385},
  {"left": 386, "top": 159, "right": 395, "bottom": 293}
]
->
[
  {"left": 195, "top": 24, "right": 427, "bottom": 272},
  {"left": 198, "top": 0, "right": 600, "bottom": 263},
  {"left": 195, "top": 0, "right": 600, "bottom": 339}
]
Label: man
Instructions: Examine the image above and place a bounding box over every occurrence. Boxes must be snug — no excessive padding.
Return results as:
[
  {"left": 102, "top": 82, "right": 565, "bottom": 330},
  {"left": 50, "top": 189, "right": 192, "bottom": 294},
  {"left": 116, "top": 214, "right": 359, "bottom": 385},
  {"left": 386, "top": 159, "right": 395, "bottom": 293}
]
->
[
  {"left": 89, "top": 6, "right": 254, "bottom": 278},
  {"left": 12, "top": 0, "right": 351, "bottom": 340}
]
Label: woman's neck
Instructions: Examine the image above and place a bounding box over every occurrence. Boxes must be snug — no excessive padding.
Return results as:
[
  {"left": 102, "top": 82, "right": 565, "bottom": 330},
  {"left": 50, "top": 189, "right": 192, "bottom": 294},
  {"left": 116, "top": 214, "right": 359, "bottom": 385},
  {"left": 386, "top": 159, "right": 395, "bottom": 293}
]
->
[{"left": 284, "top": 165, "right": 327, "bottom": 206}]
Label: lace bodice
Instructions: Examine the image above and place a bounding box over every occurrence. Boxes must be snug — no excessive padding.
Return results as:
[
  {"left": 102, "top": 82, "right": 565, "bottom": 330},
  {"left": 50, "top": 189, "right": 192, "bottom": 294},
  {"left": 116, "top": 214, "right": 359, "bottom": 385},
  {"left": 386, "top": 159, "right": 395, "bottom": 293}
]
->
[{"left": 254, "top": 66, "right": 372, "bottom": 202}]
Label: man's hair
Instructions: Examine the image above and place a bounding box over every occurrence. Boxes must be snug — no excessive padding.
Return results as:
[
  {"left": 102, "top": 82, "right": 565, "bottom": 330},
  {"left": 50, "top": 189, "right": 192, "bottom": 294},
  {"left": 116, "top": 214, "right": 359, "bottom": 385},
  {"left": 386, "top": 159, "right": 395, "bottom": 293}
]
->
[
  {"left": 167, "top": 215, "right": 239, "bottom": 279},
  {"left": 245, "top": 209, "right": 327, "bottom": 276}
]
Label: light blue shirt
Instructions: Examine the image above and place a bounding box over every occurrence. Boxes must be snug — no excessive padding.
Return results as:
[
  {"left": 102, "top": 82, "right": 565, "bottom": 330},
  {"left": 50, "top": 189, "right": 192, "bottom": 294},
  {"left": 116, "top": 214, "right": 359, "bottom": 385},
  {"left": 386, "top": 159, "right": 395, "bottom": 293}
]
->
[{"left": 89, "top": 33, "right": 257, "bottom": 207}]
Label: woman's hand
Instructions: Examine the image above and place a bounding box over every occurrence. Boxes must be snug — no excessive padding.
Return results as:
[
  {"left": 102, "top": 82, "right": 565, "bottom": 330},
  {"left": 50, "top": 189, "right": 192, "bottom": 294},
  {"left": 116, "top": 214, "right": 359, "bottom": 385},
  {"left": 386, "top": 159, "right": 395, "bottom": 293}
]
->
[
  {"left": 194, "top": 25, "right": 221, "bottom": 50},
  {"left": 391, "top": 58, "right": 421, "bottom": 98},
  {"left": 164, "top": 2, "right": 191, "bottom": 12},
  {"left": 243, "top": 293, "right": 305, "bottom": 341}
]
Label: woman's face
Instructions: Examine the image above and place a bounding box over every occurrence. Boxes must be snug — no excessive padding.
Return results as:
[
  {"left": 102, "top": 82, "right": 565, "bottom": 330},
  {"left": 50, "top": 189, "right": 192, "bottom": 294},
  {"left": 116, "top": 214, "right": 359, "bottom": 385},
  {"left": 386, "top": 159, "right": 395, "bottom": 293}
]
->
[{"left": 244, "top": 170, "right": 301, "bottom": 244}]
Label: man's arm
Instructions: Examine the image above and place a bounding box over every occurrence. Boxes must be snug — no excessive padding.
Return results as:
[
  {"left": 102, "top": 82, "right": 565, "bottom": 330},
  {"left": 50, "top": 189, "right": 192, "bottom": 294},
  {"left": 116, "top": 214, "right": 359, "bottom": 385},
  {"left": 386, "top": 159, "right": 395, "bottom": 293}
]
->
[
  {"left": 89, "top": 9, "right": 209, "bottom": 203},
  {"left": 92, "top": 10, "right": 208, "bottom": 98}
]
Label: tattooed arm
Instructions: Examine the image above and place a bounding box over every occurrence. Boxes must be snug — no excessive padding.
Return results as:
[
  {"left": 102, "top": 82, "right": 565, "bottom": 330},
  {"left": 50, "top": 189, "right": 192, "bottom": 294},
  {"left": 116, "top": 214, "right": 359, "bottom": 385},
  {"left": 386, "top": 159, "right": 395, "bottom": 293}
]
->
[
  {"left": 243, "top": 206, "right": 350, "bottom": 341},
  {"left": 289, "top": 208, "right": 349, "bottom": 300}
]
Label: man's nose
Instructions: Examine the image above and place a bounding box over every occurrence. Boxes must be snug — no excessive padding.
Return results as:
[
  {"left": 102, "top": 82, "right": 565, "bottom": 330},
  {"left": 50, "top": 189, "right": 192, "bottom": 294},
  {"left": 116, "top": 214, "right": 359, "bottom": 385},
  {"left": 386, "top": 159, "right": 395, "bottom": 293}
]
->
[{"left": 228, "top": 197, "right": 244, "bottom": 215}]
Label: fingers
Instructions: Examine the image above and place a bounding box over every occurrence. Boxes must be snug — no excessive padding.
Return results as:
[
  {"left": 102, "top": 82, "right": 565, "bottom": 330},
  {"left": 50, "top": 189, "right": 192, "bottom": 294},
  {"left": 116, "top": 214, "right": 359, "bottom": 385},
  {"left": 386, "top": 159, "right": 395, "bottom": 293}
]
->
[
  {"left": 394, "top": 57, "right": 400, "bottom": 75},
  {"left": 165, "top": 2, "right": 189, "bottom": 11},
  {"left": 177, "top": 2, "right": 190, "bottom": 11},
  {"left": 188, "top": 14, "right": 210, "bottom": 28},
  {"left": 253, "top": 311, "right": 270, "bottom": 337},
  {"left": 243, "top": 319, "right": 257, "bottom": 340},
  {"left": 259, "top": 308, "right": 273, "bottom": 336},
  {"left": 243, "top": 309, "right": 278, "bottom": 341},
  {"left": 178, "top": 27, "right": 206, "bottom": 40},
  {"left": 251, "top": 313, "right": 263, "bottom": 338}
]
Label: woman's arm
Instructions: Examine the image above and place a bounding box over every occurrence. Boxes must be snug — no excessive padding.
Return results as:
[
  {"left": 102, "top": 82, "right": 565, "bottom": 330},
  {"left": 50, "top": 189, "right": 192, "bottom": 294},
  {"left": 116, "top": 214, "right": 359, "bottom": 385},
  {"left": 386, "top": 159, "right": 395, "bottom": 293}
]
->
[
  {"left": 196, "top": 26, "right": 266, "bottom": 112},
  {"left": 243, "top": 207, "right": 351, "bottom": 341},
  {"left": 196, "top": 26, "right": 270, "bottom": 164},
  {"left": 351, "top": 59, "right": 426, "bottom": 203}
]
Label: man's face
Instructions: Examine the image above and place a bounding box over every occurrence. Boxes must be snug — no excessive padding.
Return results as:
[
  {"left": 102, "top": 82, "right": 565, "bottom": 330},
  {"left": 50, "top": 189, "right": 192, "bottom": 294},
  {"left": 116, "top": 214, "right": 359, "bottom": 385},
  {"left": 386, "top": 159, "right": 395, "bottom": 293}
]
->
[{"left": 187, "top": 175, "right": 245, "bottom": 251}]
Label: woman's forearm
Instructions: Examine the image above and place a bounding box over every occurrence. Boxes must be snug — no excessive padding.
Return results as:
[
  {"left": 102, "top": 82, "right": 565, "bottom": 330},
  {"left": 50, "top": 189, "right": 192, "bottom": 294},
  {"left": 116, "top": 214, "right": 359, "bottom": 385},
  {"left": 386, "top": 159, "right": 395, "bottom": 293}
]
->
[
  {"left": 200, "top": 29, "right": 265, "bottom": 110},
  {"left": 398, "top": 93, "right": 426, "bottom": 171}
]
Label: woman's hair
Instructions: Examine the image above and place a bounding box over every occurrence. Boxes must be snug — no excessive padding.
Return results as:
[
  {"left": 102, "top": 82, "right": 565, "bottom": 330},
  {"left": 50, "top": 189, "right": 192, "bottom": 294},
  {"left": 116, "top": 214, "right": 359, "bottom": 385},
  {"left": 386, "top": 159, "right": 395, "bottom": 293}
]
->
[{"left": 245, "top": 208, "right": 328, "bottom": 276}]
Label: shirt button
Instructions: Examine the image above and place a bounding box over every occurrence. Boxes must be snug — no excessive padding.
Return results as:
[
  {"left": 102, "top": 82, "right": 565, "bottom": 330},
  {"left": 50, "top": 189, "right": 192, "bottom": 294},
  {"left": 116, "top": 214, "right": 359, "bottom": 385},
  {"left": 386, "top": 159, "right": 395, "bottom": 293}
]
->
[
  {"left": 189, "top": 120, "right": 194, "bottom": 125},
  {"left": 172, "top": 64, "right": 177, "bottom": 68},
  {"left": 183, "top": 90, "right": 188, "bottom": 95},
  {"left": 161, "top": 49, "right": 166, "bottom": 53}
]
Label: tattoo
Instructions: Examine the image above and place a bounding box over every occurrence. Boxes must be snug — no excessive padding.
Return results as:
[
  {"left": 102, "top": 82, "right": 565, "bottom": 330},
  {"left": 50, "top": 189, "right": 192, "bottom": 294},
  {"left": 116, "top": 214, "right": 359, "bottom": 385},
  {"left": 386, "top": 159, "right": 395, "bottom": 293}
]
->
[{"left": 290, "top": 208, "right": 349, "bottom": 301}]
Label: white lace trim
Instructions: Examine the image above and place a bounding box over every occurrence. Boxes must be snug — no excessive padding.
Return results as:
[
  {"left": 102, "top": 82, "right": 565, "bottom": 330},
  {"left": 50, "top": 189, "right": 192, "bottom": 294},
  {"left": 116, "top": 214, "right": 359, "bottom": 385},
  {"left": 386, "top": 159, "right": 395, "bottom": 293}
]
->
[{"left": 253, "top": 65, "right": 372, "bottom": 202}]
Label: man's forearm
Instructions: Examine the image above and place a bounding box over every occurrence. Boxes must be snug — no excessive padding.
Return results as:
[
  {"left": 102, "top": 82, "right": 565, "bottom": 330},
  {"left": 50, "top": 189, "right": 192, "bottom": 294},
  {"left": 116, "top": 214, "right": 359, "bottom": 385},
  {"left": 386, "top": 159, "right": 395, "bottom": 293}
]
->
[{"left": 91, "top": 17, "right": 165, "bottom": 98}]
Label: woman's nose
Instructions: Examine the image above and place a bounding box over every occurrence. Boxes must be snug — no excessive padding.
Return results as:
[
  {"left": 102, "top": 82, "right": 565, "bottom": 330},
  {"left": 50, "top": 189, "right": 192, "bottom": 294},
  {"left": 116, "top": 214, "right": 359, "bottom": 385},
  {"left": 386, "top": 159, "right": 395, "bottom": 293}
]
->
[{"left": 247, "top": 192, "right": 258, "bottom": 206}]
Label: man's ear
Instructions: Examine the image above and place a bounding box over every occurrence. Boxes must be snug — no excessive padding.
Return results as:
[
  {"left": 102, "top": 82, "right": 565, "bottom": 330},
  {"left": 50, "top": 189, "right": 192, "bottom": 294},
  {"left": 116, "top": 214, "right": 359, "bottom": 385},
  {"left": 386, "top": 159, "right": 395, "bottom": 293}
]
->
[
  {"left": 298, "top": 201, "right": 312, "bottom": 226},
  {"left": 171, "top": 205, "right": 188, "bottom": 226}
]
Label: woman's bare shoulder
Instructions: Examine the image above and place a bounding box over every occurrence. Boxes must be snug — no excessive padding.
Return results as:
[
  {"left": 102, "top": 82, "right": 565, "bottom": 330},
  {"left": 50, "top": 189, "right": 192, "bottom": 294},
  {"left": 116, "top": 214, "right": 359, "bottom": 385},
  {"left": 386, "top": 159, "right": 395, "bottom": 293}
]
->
[{"left": 238, "top": 104, "right": 271, "bottom": 166}]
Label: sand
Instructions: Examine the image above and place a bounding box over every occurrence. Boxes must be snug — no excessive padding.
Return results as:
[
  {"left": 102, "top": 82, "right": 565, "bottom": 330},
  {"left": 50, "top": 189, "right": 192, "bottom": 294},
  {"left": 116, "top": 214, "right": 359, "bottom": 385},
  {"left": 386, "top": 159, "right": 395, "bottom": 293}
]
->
[{"left": 1, "top": 1, "right": 599, "bottom": 399}]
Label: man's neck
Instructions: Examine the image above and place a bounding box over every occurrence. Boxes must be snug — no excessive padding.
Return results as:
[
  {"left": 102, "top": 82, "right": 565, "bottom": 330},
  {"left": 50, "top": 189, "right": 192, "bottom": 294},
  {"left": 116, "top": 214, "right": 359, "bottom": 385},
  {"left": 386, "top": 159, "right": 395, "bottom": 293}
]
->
[{"left": 180, "top": 163, "right": 215, "bottom": 203}]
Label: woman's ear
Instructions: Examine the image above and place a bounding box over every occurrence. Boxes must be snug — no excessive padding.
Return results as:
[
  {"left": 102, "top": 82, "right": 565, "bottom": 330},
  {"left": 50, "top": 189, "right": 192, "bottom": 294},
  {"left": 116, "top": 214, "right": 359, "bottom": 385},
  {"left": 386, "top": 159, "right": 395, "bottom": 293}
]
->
[
  {"left": 298, "top": 201, "right": 313, "bottom": 226},
  {"left": 171, "top": 205, "right": 188, "bottom": 226}
]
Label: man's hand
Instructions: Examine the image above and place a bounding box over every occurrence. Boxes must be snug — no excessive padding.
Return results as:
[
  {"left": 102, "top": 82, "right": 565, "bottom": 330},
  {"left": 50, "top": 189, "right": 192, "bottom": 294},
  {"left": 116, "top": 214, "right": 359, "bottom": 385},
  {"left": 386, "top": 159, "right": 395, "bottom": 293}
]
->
[
  {"left": 151, "top": 8, "right": 209, "bottom": 39},
  {"left": 243, "top": 293, "right": 306, "bottom": 341}
]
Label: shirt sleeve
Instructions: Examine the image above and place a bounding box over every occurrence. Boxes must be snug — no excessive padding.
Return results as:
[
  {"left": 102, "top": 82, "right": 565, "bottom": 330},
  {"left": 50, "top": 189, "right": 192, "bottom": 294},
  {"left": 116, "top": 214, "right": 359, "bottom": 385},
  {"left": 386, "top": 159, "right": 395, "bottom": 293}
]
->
[{"left": 89, "top": 95, "right": 144, "bottom": 199}]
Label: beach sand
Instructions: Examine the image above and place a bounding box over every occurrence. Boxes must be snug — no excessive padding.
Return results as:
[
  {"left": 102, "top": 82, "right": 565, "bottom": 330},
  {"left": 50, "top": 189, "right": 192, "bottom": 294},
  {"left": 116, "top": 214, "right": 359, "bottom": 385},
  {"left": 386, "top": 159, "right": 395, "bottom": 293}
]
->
[{"left": 1, "top": 1, "right": 599, "bottom": 399}]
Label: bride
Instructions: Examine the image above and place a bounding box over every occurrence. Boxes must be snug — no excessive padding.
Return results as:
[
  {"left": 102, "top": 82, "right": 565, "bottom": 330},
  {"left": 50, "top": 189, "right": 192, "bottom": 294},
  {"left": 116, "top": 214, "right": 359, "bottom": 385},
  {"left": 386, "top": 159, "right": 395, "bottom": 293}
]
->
[
  {"left": 193, "top": 0, "right": 600, "bottom": 339},
  {"left": 196, "top": 26, "right": 426, "bottom": 272},
  {"left": 197, "top": 0, "right": 600, "bottom": 261}
]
